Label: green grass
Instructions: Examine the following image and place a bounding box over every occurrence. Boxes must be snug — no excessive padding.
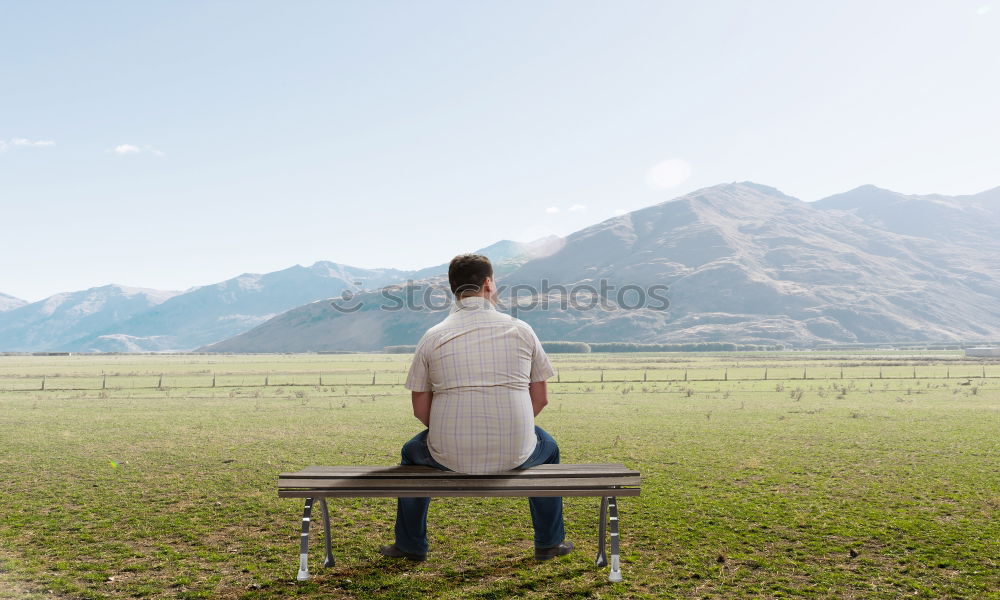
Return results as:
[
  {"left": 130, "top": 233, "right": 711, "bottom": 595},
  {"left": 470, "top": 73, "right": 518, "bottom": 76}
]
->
[{"left": 0, "top": 353, "right": 998, "bottom": 599}]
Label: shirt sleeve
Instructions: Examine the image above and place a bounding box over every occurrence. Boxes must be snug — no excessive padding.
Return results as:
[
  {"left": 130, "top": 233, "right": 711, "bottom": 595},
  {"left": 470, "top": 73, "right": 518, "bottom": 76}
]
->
[
  {"left": 404, "top": 337, "right": 432, "bottom": 392},
  {"left": 526, "top": 326, "right": 556, "bottom": 382}
]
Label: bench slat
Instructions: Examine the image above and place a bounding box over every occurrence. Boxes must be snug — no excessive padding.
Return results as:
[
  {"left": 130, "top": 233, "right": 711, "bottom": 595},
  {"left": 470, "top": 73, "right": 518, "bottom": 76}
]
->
[
  {"left": 278, "top": 463, "right": 641, "bottom": 499},
  {"left": 279, "top": 472, "right": 639, "bottom": 482},
  {"left": 281, "top": 464, "right": 637, "bottom": 479},
  {"left": 279, "top": 475, "right": 640, "bottom": 490},
  {"left": 294, "top": 463, "right": 626, "bottom": 471},
  {"left": 278, "top": 487, "right": 642, "bottom": 498}
]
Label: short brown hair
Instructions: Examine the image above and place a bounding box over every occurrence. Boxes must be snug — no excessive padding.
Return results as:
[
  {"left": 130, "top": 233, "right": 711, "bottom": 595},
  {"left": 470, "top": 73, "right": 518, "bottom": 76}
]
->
[{"left": 448, "top": 254, "right": 493, "bottom": 297}]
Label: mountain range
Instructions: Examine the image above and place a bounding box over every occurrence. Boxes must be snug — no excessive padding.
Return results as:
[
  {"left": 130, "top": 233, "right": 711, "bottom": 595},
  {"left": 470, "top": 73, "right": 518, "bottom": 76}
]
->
[
  {"left": 3, "top": 182, "right": 999, "bottom": 352},
  {"left": 0, "top": 237, "right": 560, "bottom": 352},
  {"left": 0, "top": 292, "right": 26, "bottom": 312},
  {"left": 200, "top": 182, "right": 1000, "bottom": 352},
  {"left": 0, "top": 286, "right": 179, "bottom": 351}
]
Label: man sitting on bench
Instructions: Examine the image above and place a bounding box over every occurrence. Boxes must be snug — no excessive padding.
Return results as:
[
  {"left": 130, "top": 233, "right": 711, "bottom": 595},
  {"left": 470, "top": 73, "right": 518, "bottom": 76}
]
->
[{"left": 379, "top": 253, "right": 573, "bottom": 562}]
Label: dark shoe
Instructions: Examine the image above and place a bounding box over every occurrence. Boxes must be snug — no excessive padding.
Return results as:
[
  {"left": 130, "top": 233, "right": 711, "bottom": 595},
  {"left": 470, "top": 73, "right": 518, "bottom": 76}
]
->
[
  {"left": 534, "top": 541, "right": 574, "bottom": 561},
  {"left": 379, "top": 544, "right": 426, "bottom": 562}
]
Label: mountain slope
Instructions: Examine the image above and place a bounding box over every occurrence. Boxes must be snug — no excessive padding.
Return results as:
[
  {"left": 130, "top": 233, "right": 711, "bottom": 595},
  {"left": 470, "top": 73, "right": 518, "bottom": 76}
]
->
[
  {"left": 203, "top": 182, "right": 1000, "bottom": 352},
  {"left": 0, "top": 285, "right": 179, "bottom": 351},
  {"left": 56, "top": 238, "right": 560, "bottom": 352},
  {"left": 814, "top": 184, "right": 1000, "bottom": 251},
  {"left": 0, "top": 292, "right": 26, "bottom": 312},
  {"left": 62, "top": 262, "right": 411, "bottom": 352},
  {"left": 503, "top": 182, "right": 1000, "bottom": 344},
  {"left": 969, "top": 185, "right": 1000, "bottom": 208},
  {"left": 407, "top": 235, "right": 564, "bottom": 280}
]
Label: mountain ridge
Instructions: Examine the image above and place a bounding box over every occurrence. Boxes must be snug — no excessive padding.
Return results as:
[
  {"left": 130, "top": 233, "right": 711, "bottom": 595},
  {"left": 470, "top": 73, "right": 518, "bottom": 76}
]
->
[
  {"left": 0, "top": 292, "right": 27, "bottom": 312},
  {"left": 201, "top": 181, "right": 1000, "bottom": 352},
  {"left": 0, "top": 285, "right": 180, "bottom": 351},
  {"left": 0, "top": 238, "right": 560, "bottom": 352},
  {"left": 5, "top": 180, "right": 1000, "bottom": 352}
]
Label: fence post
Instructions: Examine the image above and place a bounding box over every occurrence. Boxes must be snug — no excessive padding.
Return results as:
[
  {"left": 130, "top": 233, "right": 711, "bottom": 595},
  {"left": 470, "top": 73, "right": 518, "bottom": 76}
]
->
[
  {"left": 643, "top": 370, "right": 647, "bottom": 382},
  {"left": 556, "top": 371, "right": 560, "bottom": 383},
  {"left": 102, "top": 375, "right": 107, "bottom": 390},
  {"left": 803, "top": 368, "right": 807, "bottom": 380},
  {"left": 684, "top": 370, "right": 688, "bottom": 382},
  {"left": 41, "top": 376, "right": 45, "bottom": 391},
  {"left": 913, "top": 367, "right": 916, "bottom": 379},
  {"left": 946, "top": 368, "right": 949, "bottom": 379},
  {"left": 158, "top": 374, "right": 163, "bottom": 389},
  {"left": 265, "top": 375, "right": 269, "bottom": 386},
  {"left": 600, "top": 370, "right": 604, "bottom": 383},
  {"left": 879, "top": 369, "right": 883, "bottom": 379},
  {"left": 763, "top": 368, "right": 767, "bottom": 381},
  {"left": 212, "top": 373, "right": 216, "bottom": 388},
  {"left": 372, "top": 371, "right": 376, "bottom": 385},
  {"left": 724, "top": 369, "right": 727, "bottom": 381}
]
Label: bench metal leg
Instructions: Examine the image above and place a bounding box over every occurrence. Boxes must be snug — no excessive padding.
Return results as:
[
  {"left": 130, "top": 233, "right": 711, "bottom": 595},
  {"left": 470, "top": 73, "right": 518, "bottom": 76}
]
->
[
  {"left": 595, "top": 496, "right": 609, "bottom": 567},
  {"left": 608, "top": 496, "right": 622, "bottom": 582},
  {"left": 320, "top": 498, "right": 335, "bottom": 567},
  {"left": 297, "top": 498, "right": 314, "bottom": 581}
]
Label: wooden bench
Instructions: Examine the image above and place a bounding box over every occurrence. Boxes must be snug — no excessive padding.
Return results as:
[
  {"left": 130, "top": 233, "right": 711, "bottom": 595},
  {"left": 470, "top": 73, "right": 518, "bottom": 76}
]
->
[{"left": 278, "top": 463, "right": 641, "bottom": 582}]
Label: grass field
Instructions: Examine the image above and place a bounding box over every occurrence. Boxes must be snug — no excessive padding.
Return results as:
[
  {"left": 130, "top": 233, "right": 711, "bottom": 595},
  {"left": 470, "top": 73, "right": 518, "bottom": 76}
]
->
[{"left": 0, "top": 352, "right": 997, "bottom": 599}]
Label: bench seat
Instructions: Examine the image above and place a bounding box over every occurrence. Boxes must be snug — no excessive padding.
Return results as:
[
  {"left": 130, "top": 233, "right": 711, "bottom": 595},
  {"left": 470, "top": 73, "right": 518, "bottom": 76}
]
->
[{"left": 278, "top": 463, "right": 640, "bottom": 582}]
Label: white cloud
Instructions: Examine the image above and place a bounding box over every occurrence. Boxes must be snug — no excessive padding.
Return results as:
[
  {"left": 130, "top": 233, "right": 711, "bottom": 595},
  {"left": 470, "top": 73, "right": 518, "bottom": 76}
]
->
[
  {"left": 545, "top": 206, "right": 560, "bottom": 214},
  {"left": 13, "top": 138, "right": 56, "bottom": 147},
  {"left": 569, "top": 204, "right": 587, "bottom": 212},
  {"left": 112, "top": 144, "right": 165, "bottom": 156},
  {"left": 614, "top": 209, "right": 628, "bottom": 216},
  {"left": 114, "top": 144, "right": 141, "bottom": 155},
  {"left": 0, "top": 138, "right": 56, "bottom": 152},
  {"left": 645, "top": 158, "right": 693, "bottom": 190},
  {"left": 976, "top": 4, "right": 991, "bottom": 15}
]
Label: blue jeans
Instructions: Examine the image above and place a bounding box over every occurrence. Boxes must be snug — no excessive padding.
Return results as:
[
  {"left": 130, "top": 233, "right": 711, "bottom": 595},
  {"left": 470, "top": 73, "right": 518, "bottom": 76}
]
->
[{"left": 393, "top": 426, "right": 565, "bottom": 555}]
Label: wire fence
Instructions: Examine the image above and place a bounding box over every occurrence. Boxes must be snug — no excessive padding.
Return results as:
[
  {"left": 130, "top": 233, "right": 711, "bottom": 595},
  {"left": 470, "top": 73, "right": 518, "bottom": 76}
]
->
[{"left": 2, "top": 366, "right": 998, "bottom": 392}]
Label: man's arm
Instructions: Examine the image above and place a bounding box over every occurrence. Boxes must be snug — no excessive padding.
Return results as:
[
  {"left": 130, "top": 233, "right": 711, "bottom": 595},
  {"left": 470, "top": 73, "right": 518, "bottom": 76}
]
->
[
  {"left": 525, "top": 325, "right": 555, "bottom": 417},
  {"left": 528, "top": 381, "right": 547, "bottom": 416},
  {"left": 405, "top": 337, "right": 433, "bottom": 427},
  {"left": 412, "top": 391, "right": 433, "bottom": 427}
]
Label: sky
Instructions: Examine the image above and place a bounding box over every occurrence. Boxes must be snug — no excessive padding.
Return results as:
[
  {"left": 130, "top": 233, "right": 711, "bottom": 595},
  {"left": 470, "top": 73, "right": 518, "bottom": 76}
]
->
[{"left": 2, "top": 1, "right": 998, "bottom": 302}]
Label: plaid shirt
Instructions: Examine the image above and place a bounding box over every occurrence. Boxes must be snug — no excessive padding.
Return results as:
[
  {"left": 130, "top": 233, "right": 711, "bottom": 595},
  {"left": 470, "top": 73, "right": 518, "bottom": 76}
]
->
[{"left": 404, "top": 295, "right": 556, "bottom": 474}]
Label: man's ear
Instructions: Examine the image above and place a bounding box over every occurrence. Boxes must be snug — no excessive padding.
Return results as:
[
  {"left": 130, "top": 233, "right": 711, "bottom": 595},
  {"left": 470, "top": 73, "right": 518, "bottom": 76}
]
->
[{"left": 483, "top": 276, "right": 496, "bottom": 295}]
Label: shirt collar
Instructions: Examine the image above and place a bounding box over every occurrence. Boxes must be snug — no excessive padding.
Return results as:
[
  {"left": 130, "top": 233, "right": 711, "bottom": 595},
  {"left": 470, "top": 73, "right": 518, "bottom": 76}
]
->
[{"left": 451, "top": 295, "right": 496, "bottom": 313}]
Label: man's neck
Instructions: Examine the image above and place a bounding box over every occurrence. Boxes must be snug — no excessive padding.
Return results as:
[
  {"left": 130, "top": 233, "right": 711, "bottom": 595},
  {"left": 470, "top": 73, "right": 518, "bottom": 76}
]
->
[{"left": 454, "top": 294, "right": 495, "bottom": 310}]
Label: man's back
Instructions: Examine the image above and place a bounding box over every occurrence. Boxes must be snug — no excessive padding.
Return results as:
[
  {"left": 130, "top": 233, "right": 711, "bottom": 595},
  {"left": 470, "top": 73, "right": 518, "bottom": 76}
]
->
[
  {"left": 405, "top": 295, "right": 554, "bottom": 474},
  {"left": 385, "top": 253, "right": 570, "bottom": 562}
]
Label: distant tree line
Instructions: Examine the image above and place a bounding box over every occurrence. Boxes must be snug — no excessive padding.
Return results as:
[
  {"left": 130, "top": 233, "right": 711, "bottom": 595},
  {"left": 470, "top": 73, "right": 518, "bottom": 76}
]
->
[
  {"left": 588, "top": 342, "right": 784, "bottom": 352},
  {"left": 541, "top": 341, "right": 592, "bottom": 354},
  {"left": 384, "top": 345, "right": 417, "bottom": 354},
  {"left": 385, "top": 341, "right": 785, "bottom": 354},
  {"left": 540, "top": 341, "right": 785, "bottom": 353}
]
